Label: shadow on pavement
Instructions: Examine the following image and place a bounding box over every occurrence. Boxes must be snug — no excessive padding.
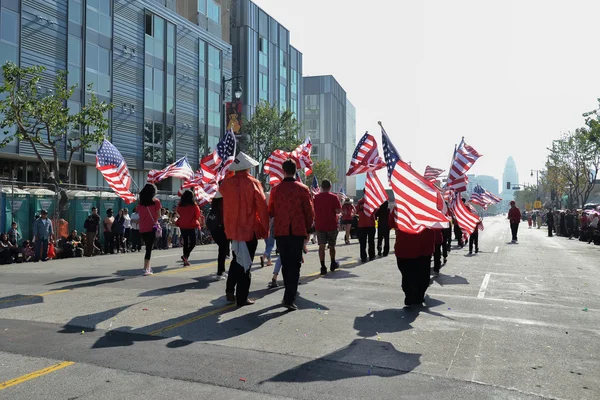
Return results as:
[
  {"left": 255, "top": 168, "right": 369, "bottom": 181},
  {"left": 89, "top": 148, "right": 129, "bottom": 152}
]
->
[
  {"left": 353, "top": 308, "right": 420, "bottom": 337},
  {"left": 264, "top": 338, "right": 421, "bottom": 382},
  {"left": 114, "top": 265, "right": 169, "bottom": 277},
  {"left": 431, "top": 273, "right": 469, "bottom": 287},
  {"left": 138, "top": 276, "right": 216, "bottom": 297},
  {"left": 0, "top": 294, "right": 43, "bottom": 310},
  {"left": 55, "top": 277, "right": 126, "bottom": 291},
  {"left": 46, "top": 276, "right": 109, "bottom": 285},
  {"left": 59, "top": 305, "right": 133, "bottom": 333},
  {"left": 321, "top": 270, "right": 358, "bottom": 280}
]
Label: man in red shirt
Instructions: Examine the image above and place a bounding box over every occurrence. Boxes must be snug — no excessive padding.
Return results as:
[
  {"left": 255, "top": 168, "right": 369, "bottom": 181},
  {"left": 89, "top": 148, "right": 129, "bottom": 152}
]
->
[
  {"left": 507, "top": 200, "right": 522, "bottom": 243},
  {"left": 313, "top": 179, "right": 342, "bottom": 275},
  {"left": 269, "top": 159, "right": 314, "bottom": 311},
  {"left": 357, "top": 198, "right": 376, "bottom": 262}
]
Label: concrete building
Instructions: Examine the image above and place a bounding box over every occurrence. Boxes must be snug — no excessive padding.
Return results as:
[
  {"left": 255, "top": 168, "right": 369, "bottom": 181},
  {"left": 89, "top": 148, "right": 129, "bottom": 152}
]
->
[
  {"left": 229, "top": 0, "right": 303, "bottom": 121},
  {"left": 502, "top": 156, "right": 519, "bottom": 202},
  {"left": 302, "top": 75, "right": 348, "bottom": 191},
  {"left": 0, "top": 0, "right": 233, "bottom": 193},
  {"left": 345, "top": 99, "right": 356, "bottom": 197},
  {"left": 467, "top": 175, "right": 500, "bottom": 196}
]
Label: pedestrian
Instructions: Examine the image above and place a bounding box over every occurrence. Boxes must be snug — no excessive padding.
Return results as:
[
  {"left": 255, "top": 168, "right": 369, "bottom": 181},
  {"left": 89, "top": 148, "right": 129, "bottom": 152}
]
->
[
  {"left": 588, "top": 213, "right": 599, "bottom": 244},
  {"left": 171, "top": 211, "right": 181, "bottom": 248},
  {"left": 432, "top": 229, "right": 444, "bottom": 276},
  {"left": 376, "top": 200, "right": 390, "bottom": 257},
  {"left": 112, "top": 209, "right": 125, "bottom": 253},
  {"left": 159, "top": 209, "right": 170, "bottom": 249},
  {"left": 507, "top": 200, "right": 521, "bottom": 243},
  {"left": 565, "top": 209, "right": 576, "bottom": 239},
  {"left": 103, "top": 208, "right": 115, "bottom": 254},
  {"left": 7, "top": 222, "right": 20, "bottom": 247},
  {"left": 468, "top": 221, "right": 480, "bottom": 255},
  {"left": 206, "top": 191, "right": 229, "bottom": 280},
  {"left": 313, "top": 179, "right": 341, "bottom": 275},
  {"left": 176, "top": 190, "right": 202, "bottom": 266},
  {"left": 130, "top": 207, "right": 141, "bottom": 252},
  {"left": 138, "top": 183, "right": 161, "bottom": 275},
  {"left": 123, "top": 208, "right": 131, "bottom": 250},
  {"left": 391, "top": 212, "right": 436, "bottom": 306},
  {"left": 32, "top": 209, "right": 53, "bottom": 262},
  {"left": 559, "top": 212, "right": 566, "bottom": 237},
  {"left": 268, "top": 159, "right": 314, "bottom": 310},
  {"left": 260, "top": 193, "right": 275, "bottom": 268},
  {"left": 219, "top": 152, "right": 269, "bottom": 307},
  {"left": 536, "top": 211, "right": 542, "bottom": 229},
  {"left": 546, "top": 210, "right": 554, "bottom": 237},
  {"left": 453, "top": 217, "right": 464, "bottom": 248},
  {"left": 84, "top": 207, "right": 100, "bottom": 256},
  {"left": 341, "top": 198, "right": 356, "bottom": 244},
  {"left": 531, "top": 212, "right": 537, "bottom": 229},
  {"left": 356, "top": 198, "right": 376, "bottom": 262},
  {"left": 442, "top": 221, "right": 452, "bottom": 259},
  {"left": 268, "top": 254, "right": 282, "bottom": 289}
]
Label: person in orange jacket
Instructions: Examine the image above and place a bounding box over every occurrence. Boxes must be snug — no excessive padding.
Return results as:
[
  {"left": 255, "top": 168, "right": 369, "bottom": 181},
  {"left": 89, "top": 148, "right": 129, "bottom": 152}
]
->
[{"left": 219, "top": 152, "right": 269, "bottom": 306}]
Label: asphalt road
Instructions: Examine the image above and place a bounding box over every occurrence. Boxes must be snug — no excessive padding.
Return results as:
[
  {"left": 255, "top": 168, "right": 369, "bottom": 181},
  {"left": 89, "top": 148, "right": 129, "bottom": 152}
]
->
[{"left": 0, "top": 216, "right": 598, "bottom": 399}]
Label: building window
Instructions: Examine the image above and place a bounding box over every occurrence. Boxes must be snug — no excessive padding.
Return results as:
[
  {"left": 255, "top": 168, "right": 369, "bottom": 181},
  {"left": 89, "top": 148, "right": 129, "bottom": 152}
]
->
[
  {"left": 167, "top": 22, "right": 175, "bottom": 64},
  {"left": 208, "top": 45, "right": 220, "bottom": 84},
  {"left": 199, "top": 86, "right": 206, "bottom": 124},
  {"left": 198, "top": 0, "right": 206, "bottom": 15},
  {"left": 85, "top": 42, "right": 111, "bottom": 95},
  {"left": 259, "top": 37, "right": 268, "bottom": 68},
  {"left": 305, "top": 94, "right": 319, "bottom": 113},
  {"left": 291, "top": 70, "right": 297, "bottom": 94},
  {"left": 68, "top": 35, "right": 82, "bottom": 88},
  {"left": 199, "top": 40, "right": 206, "bottom": 79},
  {"left": 144, "top": 120, "right": 164, "bottom": 163},
  {"left": 207, "top": 0, "right": 220, "bottom": 24},
  {"left": 279, "top": 83, "right": 286, "bottom": 112},
  {"left": 144, "top": 66, "right": 164, "bottom": 112},
  {"left": 145, "top": 13, "right": 164, "bottom": 60},
  {"left": 291, "top": 98, "right": 298, "bottom": 118},
  {"left": 279, "top": 49, "right": 287, "bottom": 80},
  {"left": 165, "top": 125, "right": 174, "bottom": 163},
  {"left": 68, "top": 0, "right": 82, "bottom": 24},
  {"left": 259, "top": 72, "right": 268, "bottom": 103},
  {"left": 0, "top": 7, "right": 19, "bottom": 64},
  {"left": 166, "top": 73, "right": 174, "bottom": 114},
  {"left": 86, "top": 0, "right": 112, "bottom": 38},
  {"left": 208, "top": 90, "right": 220, "bottom": 129}
]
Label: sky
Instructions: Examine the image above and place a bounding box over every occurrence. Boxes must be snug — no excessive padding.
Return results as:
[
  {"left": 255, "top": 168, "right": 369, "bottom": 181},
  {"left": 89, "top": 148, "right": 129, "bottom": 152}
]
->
[{"left": 252, "top": 0, "right": 600, "bottom": 191}]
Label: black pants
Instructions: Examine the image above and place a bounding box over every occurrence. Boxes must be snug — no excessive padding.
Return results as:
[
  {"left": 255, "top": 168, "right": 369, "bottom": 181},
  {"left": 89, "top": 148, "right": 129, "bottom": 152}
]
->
[
  {"left": 104, "top": 232, "right": 114, "bottom": 254},
  {"left": 276, "top": 235, "right": 305, "bottom": 306},
  {"left": 115, "top": 234, "right": 124, "bottom": 253},
  {"left": 397, "top": 256, "right": 431, "bottom": 305},
  {"left": 212, "top": 229, "right": 229, "bottom": 275},
  {"left": 226, "top": 236, "right": 258, "bottom": 305},
  {"left": 548, "top": 224, "right": 553, "bottom": 237},
  {"left": 442, "top": 228, "right": 452, "bottom": 253},
  {"left": 433, "top": 243, "right": 442, "bottom": 272},
  {"left": 566, "top": 224, "right": 575, "bottom": 239},
  {"left": 469, "top": 230, "right": 479, "bottom": 252},
  {"left": 454, "top": 226, "right": 463, "bottom": 247},
  {"left": 358, "top": 227, "right": 376, "bottom": 261},
  {"left": 141, "top": 231, "right": 155, "bottom": 260},
  {"left": 181, "top": 229, "right": 196, "bottom": 259},
  {"left": 510, "top": 223, "right": 519, "bottom": 241},
  {"left": 377, "top": 228, "right": 390, "bottom": 256},
  {"left": 130, "top": 229, "right": 141, "bottom": 251},
  {"left": 124, "top": 228, "right": 131, "bottom": 249}
]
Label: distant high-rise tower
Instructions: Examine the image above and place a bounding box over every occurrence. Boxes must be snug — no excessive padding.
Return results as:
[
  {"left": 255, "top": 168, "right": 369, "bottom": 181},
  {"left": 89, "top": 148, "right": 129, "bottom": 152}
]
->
[{"left": 502, "top": 157, "right": 519, "bottom": 201}]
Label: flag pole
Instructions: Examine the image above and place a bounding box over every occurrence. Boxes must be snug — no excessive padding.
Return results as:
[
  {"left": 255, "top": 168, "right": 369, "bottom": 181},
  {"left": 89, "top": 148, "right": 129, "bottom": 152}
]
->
[{"left": 377, "top": 121, "right": 403, "bottom": 160}]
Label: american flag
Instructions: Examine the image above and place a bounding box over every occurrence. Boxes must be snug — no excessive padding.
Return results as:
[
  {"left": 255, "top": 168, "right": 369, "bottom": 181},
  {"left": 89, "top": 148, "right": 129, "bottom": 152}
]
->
[
  {"left": 450, "top": 193, "right": 481, "bottom": 237},
  {"left": 346, "top": 132, "right": 386, "bottom": 176},
  {"left": 265, "top": 138, "right": 313, "bottom": 187},
  {"left": 311, "top": 174, "right": 320, "bottom": 196},
  {"left": 469, "top": 184, "right": 502, "bottom": 210},
  {"left": 424, "top": 166, "right": 445, "bottom": 182},
  {"left": 201, "top": 130, "right": 237, "bottom": 184},
  {"left": 291, "top": 137, "right": 313, "bottom": 175},
  {"left": 380, "top": 124, "right": 401, "bottom": 180},
  {"left": 363, "top": 171, "right": 388, "bottom": 217},
  {"left": 96, "top": 139, "right": 136, "bottom": 204},
  {"left": 446, "top": 140, "right": 482, "bottom": 192},
  {"left": 147, "top": 156, "right": 194, "bottom": 183},
  {"left": 338, "top": 185, "right": 347, "bottom": 201},
  {"left": 177, "top": 169, "right": 203, "bottom": 196}
]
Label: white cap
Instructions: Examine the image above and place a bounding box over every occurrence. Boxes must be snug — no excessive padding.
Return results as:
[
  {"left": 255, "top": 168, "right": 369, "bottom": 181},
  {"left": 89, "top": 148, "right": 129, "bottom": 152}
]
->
[
  {"left": 214, "top": 191, "right": 222, "bottom": 199},
  {"left": 229, "top": 152, "right": 259, "bottom": 171}
]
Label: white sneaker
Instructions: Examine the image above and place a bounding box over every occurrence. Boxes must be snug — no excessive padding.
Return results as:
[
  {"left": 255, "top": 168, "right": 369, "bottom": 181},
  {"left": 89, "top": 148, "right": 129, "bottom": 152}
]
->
[{"left": 214, "top": 274, "right": 226, "bottom": 281}]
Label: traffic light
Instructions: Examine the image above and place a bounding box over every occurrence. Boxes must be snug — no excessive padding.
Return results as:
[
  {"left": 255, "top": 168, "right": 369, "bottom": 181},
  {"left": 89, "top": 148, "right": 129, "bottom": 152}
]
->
[{"left": 506, "top": 182, "right": 511, "bottom": 190}]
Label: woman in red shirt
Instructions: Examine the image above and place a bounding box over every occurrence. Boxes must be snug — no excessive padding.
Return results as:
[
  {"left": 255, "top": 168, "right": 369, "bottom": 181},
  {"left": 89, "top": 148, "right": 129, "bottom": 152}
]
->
[
  {"left": 138, "top": 184, "right": 161, "bottom": 275},
  {"left": 176, "top": 190, "right": 202, "bottom": 266},
  {"left": 341, "top": 198, "right": 356, "bottom": 244},
  {"left": 356, "top": 198, "right": 376, "bottom": 262}
]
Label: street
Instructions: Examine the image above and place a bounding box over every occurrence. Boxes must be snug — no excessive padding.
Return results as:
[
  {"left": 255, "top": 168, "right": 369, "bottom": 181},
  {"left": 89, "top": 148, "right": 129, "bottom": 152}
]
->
[{"left": 0, "top": 215, "right": 598, "bottom": 399}]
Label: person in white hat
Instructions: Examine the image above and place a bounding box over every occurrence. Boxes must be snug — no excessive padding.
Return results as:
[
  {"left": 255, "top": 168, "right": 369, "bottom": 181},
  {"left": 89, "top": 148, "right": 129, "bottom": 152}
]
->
[{"left": 219, "top": 152, "right": 269, "bottom": 306}]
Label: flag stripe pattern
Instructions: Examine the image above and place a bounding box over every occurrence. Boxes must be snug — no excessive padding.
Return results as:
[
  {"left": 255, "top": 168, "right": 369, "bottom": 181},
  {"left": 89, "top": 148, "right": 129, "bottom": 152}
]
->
[
  {"left": 346, "top": 132, "right": 386, "bottom": 176},
  {"left": 96, "top": 139, "right": 137, "bottom": 204},
  {"left": 424, "top": 166, "right": 445, "bottom": 182},
  {"left": 450, "top": 193, "right": 481, "bottom": 236},
  {"left": 200, "top": 130, "right": 237, "bottom": 184},
  {"left": 147, "top": 156, "right": 194, "bottom": 184},
  {"left": 311, "top": 175, "right": 320, "bottom": 196},
  {"left": 265, "top": 138, "right": 313, "bottom": 187},
  {"left": 447, "top": 141, "right": 482, "bottom": 192},
  {"left": 380, "top": 125, "right": 401, "bottom": 180},
  {"left": 364, "top": 172, "right": 388, "bottom": 217},
  {"left": 469, "top": 184, "right": 502, "bottom": 209},
  {"left": 390, "top": 160, "right": 450, "bottom": 233}
]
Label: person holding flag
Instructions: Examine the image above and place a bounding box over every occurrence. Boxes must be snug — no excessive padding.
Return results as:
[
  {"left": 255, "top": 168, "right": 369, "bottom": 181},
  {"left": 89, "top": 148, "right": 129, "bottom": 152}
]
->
[
  {"left": 341, "top": 198, "right": 355, "bottom": 245},
  {"left": 313, "top": 179, "right": 342, "bottom": 275}
]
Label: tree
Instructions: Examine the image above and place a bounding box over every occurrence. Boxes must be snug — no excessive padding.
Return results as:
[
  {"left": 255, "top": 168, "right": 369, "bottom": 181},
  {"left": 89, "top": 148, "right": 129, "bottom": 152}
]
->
[
  {"left": 0, "top": 62, "right": 113, "bottom": 192},
  {"left": 547, "top": 128, "right": 600, "bottom": 208},
  {"left": 240, "top": 101, "right": 302, "bottom": 187},
  {"left": 513, "top": 186, "right": 537, "bottom": 210},
  {"left": 310, "top": 159, "right": 338, "bottom": 185}
]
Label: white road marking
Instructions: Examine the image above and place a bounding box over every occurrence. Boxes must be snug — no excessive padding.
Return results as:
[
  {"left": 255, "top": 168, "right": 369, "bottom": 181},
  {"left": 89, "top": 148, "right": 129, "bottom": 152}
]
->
[
  {"left": 477, "top": 273, "right": 492, "bottom": 299},
  {"left": 493, "top": 246, "right": 499, "bottom": 253}
]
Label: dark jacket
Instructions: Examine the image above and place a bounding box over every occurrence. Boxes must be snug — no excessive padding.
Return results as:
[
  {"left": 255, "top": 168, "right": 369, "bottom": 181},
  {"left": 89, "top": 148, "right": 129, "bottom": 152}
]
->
[
  {"left": 84, "top": 214, "right": 100, "bottom": 233},
  {"left": 375, "top": 201, "right": 390, "bottom": 230}
]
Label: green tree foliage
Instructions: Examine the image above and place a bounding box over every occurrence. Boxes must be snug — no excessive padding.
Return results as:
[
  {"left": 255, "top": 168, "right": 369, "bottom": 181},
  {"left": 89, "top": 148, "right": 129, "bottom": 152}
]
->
[
  {"left": 0, "top": 62, "right": 113, "bottom": 190},
  {"left": 310, "top": 159, "right": 338, "bottom": 185},
  {"left": 240, "top": 101, "right": 302, "bottom": 187},
  {"left": 513, "top": 186, "right": 537, "bottom": 210}
]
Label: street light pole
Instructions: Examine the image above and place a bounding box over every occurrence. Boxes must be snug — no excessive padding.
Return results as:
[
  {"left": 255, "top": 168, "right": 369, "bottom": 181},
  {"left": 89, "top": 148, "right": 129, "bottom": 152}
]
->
[{"left": 221, "top": 73, "right": 244, "bottom": 139}]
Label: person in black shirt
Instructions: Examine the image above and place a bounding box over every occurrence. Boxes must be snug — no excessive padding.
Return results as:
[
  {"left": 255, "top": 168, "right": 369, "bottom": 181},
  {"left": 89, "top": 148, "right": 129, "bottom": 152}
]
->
[
  {"left": 565, "top": 209, "right": 576, "bottom": 239},
  {"left": 84, "top": 207, "right": 100, "bottom": 257},
  {"left": 376, "top": 201, "right": 390, "bottom": 257}
]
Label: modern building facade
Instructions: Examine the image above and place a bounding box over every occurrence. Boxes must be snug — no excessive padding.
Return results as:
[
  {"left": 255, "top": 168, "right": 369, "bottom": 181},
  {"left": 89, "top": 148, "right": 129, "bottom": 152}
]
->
[
  {"left": 229, "top": 0, "right": 303, "bottom": 122},
  {"left": 0, "top": 0, "right": 232, "bottom": 193},
  {"left": 466, "top": 174, "right": 500, "bottom": 196},
  {"left": 302, "top": 75, "right": 348, "bottom": 191},
  {"left": 502, "top": 156, "right": 519, "bottom": 201},
  {"left": 345, "top": 99, "right": 356, "bottom": 197}
]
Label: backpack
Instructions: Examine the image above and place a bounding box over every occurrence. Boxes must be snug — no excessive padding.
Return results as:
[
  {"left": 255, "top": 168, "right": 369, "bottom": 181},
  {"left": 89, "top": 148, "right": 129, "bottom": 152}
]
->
[{"left": 206, "top": 206, "right": 223, "bottom": 235}]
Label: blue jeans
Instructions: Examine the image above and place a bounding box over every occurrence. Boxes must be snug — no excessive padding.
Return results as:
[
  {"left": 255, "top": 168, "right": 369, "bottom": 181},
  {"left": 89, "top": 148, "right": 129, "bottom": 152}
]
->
[
  {"left": 273, "top": 255, "right": 282, "bottom": 275},
  {"left": 34, "top": 238, "right": 48, "bottom": 261},
  {"left": 263, "top": 236, "right": 275, "bottom": 259}
]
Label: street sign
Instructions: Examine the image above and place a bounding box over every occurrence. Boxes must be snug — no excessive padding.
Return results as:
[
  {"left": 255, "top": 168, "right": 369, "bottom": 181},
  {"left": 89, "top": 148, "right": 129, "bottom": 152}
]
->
[
  {"left": 534, "top": 200, "right": 542, "bottom": 209},
  {"left": 525, "top": 203, "right": 532, "bottom": 211}
]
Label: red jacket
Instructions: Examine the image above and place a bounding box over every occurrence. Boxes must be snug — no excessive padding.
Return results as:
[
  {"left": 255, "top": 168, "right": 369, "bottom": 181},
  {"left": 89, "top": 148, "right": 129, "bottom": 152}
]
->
[
  {"left": 508, "top": 207, "right": 521, "bottom": 224},
  {"left": 176, "top": 204, "right": 201, "bottom": 229},
  {"left": 394, "top": 229, "right": 435, "bottom": 259},
  {"left": 357, "top": 199, "right": 376, "bottom": 228},
  {"left": 269, "top": 177, "right": 314, "bottom": 237},
  {"left": 434, "top": 229, "right": 443, "bottom": 245}
]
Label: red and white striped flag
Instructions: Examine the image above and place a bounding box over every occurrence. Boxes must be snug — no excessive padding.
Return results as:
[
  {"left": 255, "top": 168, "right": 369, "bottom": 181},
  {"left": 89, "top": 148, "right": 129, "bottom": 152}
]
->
[
  {"left": 200, "top": 130, "right": 236, "bottom": 184},
  {"left": 291, "top": 137, "right": 313, "bottom": 176},
  {"left": 469, "top": 184, "right": 502, "bottom": 210},
  {"left": 96, "top": 139, "right": 137, "bottom": 204},
  {"left": 446, "top": 140, "right": 482, "bottom": 192},
  {"left": 346, "top": 132, "right": 386, "bottom": 176},
  {"left": 390, "top": 160, "right": 450, "bottom": 233},
  {"left": 424, "top": 166, "right": 444, "bottom": 182},
  {"left": 147, "top": 156, "right": 194, "bottom": 184},
  {"left": 363, "top": 171, "right": 388, "bottom": 217},
  {"left": 265, "top": 138, "right": 313, "bottom": 187},
  {"left": 450, "top": 193, "right": 481, "bottom": 237}
]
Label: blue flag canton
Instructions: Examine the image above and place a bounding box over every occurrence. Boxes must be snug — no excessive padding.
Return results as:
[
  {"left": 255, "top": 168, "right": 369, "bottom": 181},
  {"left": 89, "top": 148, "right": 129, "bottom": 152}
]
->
[
  {"left": 381, "top": 130, "right": 400, "bottom": 178},
  {"left": 473, "top": 184, "right": 486, "bottom": 194},
  {"left": 312, "top": 175, "right": 319, "bottom": 190},
  {"left": 218, "top": 132, "right": 236, "bottom": 160},
  {"left": 352, "top": 134, "right": 368, "bottom": 159},
  {"left": 97, "top": 140, "right": 124, "bottom": 167}
]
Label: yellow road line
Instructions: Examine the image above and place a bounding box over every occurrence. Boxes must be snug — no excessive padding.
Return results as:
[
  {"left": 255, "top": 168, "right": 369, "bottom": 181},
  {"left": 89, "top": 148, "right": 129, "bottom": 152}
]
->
[
  {"left": 149, "top": 304, "right": 236, "bottom": 336},
  {"left": 0, "top": 290, "right": 72, "bottom": 305},
  {"left": 155, "top": 261, "right": 217, "bottom": 276},
  {"left": 0, "top": 361, "right": 75, "bottom": 391}
]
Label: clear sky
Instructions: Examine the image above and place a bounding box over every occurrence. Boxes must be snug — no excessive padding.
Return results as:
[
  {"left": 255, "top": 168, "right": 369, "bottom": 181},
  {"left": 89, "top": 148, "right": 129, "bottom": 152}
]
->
[{"left": 253, "top": 0, "right": 600, "bottom": 189}]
